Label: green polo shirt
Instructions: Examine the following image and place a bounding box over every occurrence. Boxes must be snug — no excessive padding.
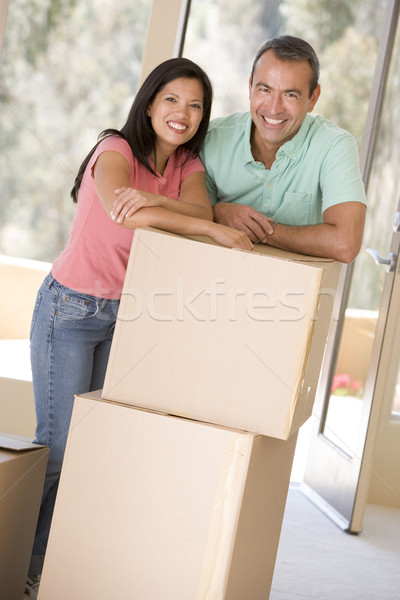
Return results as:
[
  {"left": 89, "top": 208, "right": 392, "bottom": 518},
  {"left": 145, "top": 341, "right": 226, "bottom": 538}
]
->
[{"left": 200, "top": 112, "right": 367, "bottom": 226}]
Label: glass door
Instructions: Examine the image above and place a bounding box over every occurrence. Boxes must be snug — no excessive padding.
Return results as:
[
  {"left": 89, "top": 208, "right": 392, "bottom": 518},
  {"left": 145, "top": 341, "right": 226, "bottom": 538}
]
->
[
  {"left": 366, "top": 237, "right": 400, "bottom": 507},
  {"left": 303, "top": 0, "right": 400, "bottom": 532}
]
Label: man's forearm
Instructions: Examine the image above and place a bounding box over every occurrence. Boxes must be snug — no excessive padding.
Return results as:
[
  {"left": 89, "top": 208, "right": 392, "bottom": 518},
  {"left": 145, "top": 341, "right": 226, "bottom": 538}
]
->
[
  {"left": 265, "top": 201, "right": 366, "bottom": 263},
  {"left": 266, "top": 223, "right": 334, "bottom": 257},
  {"left": 266, "top": 222, "right": 356, "bottom": 263}
]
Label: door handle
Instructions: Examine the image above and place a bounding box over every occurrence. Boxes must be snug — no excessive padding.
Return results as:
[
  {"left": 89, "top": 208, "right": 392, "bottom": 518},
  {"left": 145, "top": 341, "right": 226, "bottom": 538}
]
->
[
  {"left": 393, "top": 211, "right": 400, "bottom": 232},
  {"left": 366, "top": 248, "right": 397, "bottom": 272}
]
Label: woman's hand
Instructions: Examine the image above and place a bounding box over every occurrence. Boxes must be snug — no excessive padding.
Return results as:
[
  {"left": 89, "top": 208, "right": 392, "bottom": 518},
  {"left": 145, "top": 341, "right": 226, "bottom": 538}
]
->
[
  {"left": 207, "top": 222, "right": 254, "bottom": 251},
  {"left": 110, "top": 187, "right": 162, "bottom": 223}
]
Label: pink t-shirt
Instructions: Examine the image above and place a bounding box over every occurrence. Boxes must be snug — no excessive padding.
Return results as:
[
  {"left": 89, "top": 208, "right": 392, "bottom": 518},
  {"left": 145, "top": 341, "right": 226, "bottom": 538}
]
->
[{"left": 52, "top": 136, "right": 204, "bottom": 299}]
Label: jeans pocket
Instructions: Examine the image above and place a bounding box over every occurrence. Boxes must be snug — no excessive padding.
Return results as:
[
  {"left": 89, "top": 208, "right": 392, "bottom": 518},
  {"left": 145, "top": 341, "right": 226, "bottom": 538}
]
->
[
  {"left": 29, "top": 291, "right": 43, "bottom": 340},
  {"left": 57, "top": 290, "right": 100, "bottom": 321}
]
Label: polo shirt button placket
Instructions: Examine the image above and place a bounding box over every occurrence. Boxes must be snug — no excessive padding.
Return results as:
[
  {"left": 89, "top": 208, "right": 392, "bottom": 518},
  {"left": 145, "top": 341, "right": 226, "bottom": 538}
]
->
[{"left": 264, "top": 178, "right": 273, "bottom": 210}]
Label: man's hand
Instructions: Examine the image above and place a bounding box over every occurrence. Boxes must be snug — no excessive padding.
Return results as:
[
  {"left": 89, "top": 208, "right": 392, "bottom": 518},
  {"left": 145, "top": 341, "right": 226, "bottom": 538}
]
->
[{"left": 213, "top": 202, "right": 274, "bottom": 244}]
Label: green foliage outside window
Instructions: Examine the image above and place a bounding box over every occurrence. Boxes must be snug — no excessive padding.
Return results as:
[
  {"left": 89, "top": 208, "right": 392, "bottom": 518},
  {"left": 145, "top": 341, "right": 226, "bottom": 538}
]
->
[
  {"left": 0, "top": 0, "right": 151, "bottom": 260},
  {"left": 0, "top": 0, "right": 388, "bottom": 279}
]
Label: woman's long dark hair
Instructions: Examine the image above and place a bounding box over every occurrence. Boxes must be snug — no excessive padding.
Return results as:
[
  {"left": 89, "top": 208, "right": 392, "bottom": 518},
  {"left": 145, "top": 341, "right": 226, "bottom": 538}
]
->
[{"left": 71, "top": 58, "right": 213, "bottom": 202}]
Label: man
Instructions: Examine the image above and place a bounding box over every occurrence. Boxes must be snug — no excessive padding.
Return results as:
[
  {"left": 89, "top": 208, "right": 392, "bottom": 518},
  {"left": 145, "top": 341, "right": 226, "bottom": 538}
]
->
[{"left": 201, "top": 35, "right": 367, "bottom": 262}]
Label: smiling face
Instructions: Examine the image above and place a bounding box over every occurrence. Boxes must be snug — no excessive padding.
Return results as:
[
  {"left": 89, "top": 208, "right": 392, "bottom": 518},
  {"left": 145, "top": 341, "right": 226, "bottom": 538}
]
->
[
  {"left": 147, "top": 77, "right": 204, "bottom": 160},
  {"left": 249, "top": 50, "right": 320, "bottom": 162}
]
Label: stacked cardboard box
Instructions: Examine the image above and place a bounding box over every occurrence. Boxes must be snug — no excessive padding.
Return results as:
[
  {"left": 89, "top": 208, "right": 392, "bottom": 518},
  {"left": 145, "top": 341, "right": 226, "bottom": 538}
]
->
[
  {"left": 39, "top": 228, "right": 341, "bottom": 599},
  {"left": 102, "top": 228, "right": 341, "bottom": 439},
  {"left": 0, "top": 435, "right": 48, "bottom": 600},
  {"left": 39, "top": 391, "right": 298, "bottom": 600}
]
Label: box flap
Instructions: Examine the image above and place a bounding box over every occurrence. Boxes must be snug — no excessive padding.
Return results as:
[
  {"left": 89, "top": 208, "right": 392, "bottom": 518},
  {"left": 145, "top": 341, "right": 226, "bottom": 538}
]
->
[
  {"left": 250, "top": 243, "right": 337, "bottom": 264},
  {"left": 0, "top": 433, "right": 45, "bottom": 452},
  {"left": 139, "top": 227, "right": 337, "bottom": 265}
]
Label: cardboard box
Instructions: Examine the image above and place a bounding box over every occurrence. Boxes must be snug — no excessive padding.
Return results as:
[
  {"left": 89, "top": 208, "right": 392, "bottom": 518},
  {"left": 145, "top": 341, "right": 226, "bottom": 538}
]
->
[
  {"left": 0, "top": 434, "right": 49, "bottom": 600},
  {"left": 103, "top": 228, "right": 341, "bottom": 439},
  {"left": 39, "top": 391, "right": 297, "bottom": 600}
]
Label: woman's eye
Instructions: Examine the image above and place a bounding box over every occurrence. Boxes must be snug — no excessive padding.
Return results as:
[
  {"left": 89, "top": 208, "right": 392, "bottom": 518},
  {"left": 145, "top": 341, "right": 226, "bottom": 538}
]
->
[{"left": 191, "top": 103, "right": 202, "bottom": 110}]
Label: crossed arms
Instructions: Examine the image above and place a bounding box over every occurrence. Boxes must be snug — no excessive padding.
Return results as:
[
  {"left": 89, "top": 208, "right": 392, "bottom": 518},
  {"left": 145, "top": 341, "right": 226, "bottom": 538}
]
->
[{"left": 213, "top": 200, "right": 366, "bottom": 263}]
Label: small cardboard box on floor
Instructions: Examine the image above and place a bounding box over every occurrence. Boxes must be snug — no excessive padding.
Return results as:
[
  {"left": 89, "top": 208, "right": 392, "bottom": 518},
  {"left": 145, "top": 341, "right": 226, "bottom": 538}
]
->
[
  {"left": 102, "top": 227, "right": 342, "bottom": 439},
  {"left": 0, "top": 434, "right": 48, "bottom": 600},
  {"left": 39, "top": 391, "right": 298, "bottom": 600}
]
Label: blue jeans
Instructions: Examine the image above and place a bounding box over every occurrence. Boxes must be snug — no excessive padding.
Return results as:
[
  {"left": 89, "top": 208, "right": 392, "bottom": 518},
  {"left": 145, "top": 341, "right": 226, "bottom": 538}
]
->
[{"left": 29, "top": 273, "right": 120, "bottom": 574}]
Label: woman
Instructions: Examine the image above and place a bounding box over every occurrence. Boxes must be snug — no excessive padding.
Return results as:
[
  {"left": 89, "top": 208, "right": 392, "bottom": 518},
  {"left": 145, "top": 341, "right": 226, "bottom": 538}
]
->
[{"left": 26, "top": 57, "right": 252, "bottom": 597}]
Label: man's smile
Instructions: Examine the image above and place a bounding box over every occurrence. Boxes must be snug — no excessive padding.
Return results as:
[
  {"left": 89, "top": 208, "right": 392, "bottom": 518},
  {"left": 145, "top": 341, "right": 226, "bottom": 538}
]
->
[{"left": 263, "top": 116, "right": 286, "bottom": 125}]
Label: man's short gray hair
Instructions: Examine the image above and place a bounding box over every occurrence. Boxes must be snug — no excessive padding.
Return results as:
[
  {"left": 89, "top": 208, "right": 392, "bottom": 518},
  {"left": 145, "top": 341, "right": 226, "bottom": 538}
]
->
[{"left": 250, "top": 35, "right": 320, "bottom": 96}]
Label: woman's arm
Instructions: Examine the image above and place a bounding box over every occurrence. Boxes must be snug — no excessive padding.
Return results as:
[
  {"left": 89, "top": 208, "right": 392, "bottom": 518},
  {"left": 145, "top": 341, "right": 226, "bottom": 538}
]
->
[
  {"left": 93, "top": 150, "right": 253, "bottom": 250},
  {"left": 110, "top": 171, "right": 213, "bottom": 223},
  {"left": 122, "top": 205, "right": 254, "bottom": 250}
]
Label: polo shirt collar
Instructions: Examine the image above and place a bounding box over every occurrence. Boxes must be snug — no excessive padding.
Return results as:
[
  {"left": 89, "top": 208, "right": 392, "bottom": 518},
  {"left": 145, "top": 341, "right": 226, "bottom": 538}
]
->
[
  {"left": 277, "top": 113, "right": 313, "bottom": 159},
  {"left": 243, "top": 113, "right": 255, "bottom": 165}
]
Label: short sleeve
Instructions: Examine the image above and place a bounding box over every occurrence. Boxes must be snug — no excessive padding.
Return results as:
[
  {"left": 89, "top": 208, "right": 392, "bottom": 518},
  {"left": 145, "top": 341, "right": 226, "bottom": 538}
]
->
[
  {"left": 179, "top": 151, "right": 205, "bottom": 181},
  {"left": 89, "top": 136, "right": 135, "bottom": 180},
  {"left": 320, "top": 133, "right": 367, "bottom": 213}
]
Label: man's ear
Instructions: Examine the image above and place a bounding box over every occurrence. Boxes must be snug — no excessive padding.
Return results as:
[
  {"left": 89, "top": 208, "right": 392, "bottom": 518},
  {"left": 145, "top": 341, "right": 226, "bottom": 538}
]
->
[
  {"left": 308, "top": 84, "right": 321, "bottom": 112},
  {"left": 248, "top": 75, "right": 253, "bottom": 99}
]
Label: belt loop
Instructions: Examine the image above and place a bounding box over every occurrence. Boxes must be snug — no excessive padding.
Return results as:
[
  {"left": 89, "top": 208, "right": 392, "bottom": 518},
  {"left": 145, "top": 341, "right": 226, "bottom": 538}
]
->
[{"left": 45, "top": 272, "right": 56, "bottom": 290}]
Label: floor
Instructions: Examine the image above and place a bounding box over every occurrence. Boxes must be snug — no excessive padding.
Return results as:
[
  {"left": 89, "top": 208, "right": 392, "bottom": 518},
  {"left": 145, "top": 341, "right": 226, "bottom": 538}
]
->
[
  {"left": 271, "top": 413, "right": 400, "bottom": 600},
  {"left": 270, "top": 485, "right": 400, "bottom": 600}
]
